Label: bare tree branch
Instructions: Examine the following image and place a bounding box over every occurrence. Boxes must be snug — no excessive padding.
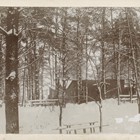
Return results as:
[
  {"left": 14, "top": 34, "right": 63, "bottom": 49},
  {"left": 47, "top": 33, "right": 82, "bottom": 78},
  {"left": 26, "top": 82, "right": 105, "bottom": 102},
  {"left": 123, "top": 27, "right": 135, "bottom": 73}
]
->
[{"left": 0, "top": 27, "right": 8, "bottom": 36}]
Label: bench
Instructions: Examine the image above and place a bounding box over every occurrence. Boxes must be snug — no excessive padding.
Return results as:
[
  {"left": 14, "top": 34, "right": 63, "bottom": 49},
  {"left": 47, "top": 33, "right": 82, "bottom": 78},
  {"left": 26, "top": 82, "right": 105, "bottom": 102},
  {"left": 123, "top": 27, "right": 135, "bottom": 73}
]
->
[
  {"left": 55, "top": 122, "right": 109, "bottom": 134},
  {"left": 54, "top": 121, "right": 110, "bottom": 134},
  {"left": 64, "top": 124, "right": 109, "bottom": 134},
  {"left": 64, "top": 121, "right": 98, "bottom": 134}
]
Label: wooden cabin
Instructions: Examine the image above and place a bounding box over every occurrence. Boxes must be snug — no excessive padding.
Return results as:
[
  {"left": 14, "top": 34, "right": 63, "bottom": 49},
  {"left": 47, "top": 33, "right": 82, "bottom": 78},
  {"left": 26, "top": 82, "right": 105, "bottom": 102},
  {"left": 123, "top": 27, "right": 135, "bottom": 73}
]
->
[
  {"left": 65, "top": 79, "right": 125, "bottom": 103},
  {"left": 48, "top": 87, "right": 58, "bottom": 99},
  {"left": 48, "top": 85, "right": 63, "bottom": 99}
]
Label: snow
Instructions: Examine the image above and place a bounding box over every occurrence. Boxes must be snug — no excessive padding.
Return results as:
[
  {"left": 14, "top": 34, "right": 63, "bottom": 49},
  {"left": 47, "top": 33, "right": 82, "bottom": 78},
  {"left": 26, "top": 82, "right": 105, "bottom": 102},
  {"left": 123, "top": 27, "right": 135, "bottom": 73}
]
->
[
  {"left": 128, "top": 114, "right": 140, "bottom": 122},
  {"left": 20, "top": 41, "right": 27, "bottom": 47},
  {"left": 7, "top": 29, "right": 18, "bottom": 36},
  {"left": 115, "top": 118, "right": 123, "bottom": 124},
  {"left": 0, "top": 99, "right": 140, "bottom": 134},
  {"left": 6, "top": 71, "right": 16, "bottom": 80}
]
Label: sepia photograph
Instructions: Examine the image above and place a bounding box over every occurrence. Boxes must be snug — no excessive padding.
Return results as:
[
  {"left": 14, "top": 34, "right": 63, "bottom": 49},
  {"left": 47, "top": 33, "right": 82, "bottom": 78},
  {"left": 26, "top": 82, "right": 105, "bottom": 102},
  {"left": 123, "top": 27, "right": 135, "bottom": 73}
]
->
[{"left": 1, "top": 6, "right": 140, "bottom": 137}]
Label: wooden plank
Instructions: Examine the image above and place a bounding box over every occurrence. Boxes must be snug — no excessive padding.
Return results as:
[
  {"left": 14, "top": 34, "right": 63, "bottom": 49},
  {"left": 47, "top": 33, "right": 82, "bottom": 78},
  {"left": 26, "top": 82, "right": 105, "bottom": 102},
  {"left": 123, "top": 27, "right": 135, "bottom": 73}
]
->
[
  {"left": 120, "top": 95, "right": 131, "bottom": 98},
  {"left": 131, "top": 98, "right": 137, "bottom": 100},
  {"left": 32, "top": 103, "right": 55, "bottom": 106},
  {"left": 28, "top": 99, "right": 58, "bottom": 107},
  {"left": 32, "top": 102, "right": 55, "bottom": 104},
  {"left": 120, "top": 97, "right": 137, "bottom": 103},
  {"left": 64, "top": 121, "right": 98, "bottom": 127},
  {"left": 120, "top": 98, "right": 130, "bottom": 101},
  {"left": 28, "top": 99, "right": 58, "bottom": 103},
  {"left": 132, "top": 95, "right": 137, "bottom": 98},
  {"left": 120, "top": 95, "right": 137, "bottom": 98},
  {"left": 46, "top": 99, "right": 59, "bottom": 102}
]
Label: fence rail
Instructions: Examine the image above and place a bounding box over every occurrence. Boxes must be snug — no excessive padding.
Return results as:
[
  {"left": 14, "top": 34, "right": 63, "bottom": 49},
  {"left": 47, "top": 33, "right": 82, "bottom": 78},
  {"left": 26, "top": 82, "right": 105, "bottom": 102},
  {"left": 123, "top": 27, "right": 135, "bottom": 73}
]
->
[
  {"left": 27, "top": 99, "right": 59, "bottom": 106},
  {"left": 119, "top": 94, "right": 137, "bottom": 103}
]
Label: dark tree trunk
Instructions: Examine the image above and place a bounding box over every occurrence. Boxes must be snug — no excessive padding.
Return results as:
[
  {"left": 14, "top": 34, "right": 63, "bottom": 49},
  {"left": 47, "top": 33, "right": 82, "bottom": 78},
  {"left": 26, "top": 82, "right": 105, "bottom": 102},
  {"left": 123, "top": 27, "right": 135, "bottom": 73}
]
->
[
  {"left": 125, "top": 8, "right": 140, "bottom": 113},
  {"left": 117, "top": 26, "right": 122, "bottom": 105},
  {"left": 22, "top": 68, "right": 26, "bottom": 106},
  {"left": 59, "top": 8, "right": 67, "bottom": 134},
  {"left": 85, "top": 33, "right": 88, "bottom": 103},
  {"left": 40, "top": 63, "right": 44, "bottom": 100},
  {"left": 97, "top": 86, "right": 103, "bottom": 133},
  {"left": 110, "top": 8, "right": 117, "bottom": 79},
  {"left": 28, "top": 42, "right": 33, "bottom": 100},
  {"left": 0, "top": 35, "right": 3, "bottom": 100},
  {"left": 33, "top": 40, "right": 40, "bottom": 100},
  {"left": 5, "top": 7, "right": 19, "bottom": 133},
  {"left": 99, "top": 104, "right": 102, "bottom": 132},
  {"left": 76, "top": 14, "right": 83, "bottom": 104},
  {"left": 101, "top": 8, "right": 106, "bottom": 99},
  {"left": 59, "top": 105, "right": 63, "bottom": 134}
]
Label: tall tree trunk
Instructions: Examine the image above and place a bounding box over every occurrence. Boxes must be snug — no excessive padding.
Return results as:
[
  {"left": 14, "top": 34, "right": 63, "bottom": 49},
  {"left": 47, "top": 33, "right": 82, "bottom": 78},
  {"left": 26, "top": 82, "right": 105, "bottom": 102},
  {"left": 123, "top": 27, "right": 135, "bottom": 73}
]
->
[
  {"left": 117, "top": 40, "right": 121, "bottom": 105},
  {"left": 55, "top": 53, "right": 59, "bottom": 99},
  {"left": 32, "top": 39, "right": 39, "bottom": 100},
  {"left": 59, "top": 8, "right": 67, "bottom": 134},
  {"left": 116, "top": 13, "right": 125, "bottom": 105},
  {"left": 40, "top": 62, "right": 44, "bottom": 100},
  {"left": 125, "top": 8, "right": 140, "bottom": 113},
  {"left": 101, "top": 8, "right": 106, "bottom": 99},
  {"left": 54, "top": 10, "right": 59, "bottom": 100},
  {"left": 85, "top": 33, "right": 88, "bottom": 103},
  {"left": 76, "top": 13, "right": 82, "bottom": 104},
  {"left": 99, "top": 103, "right": 102, "bottom": 132},
  {"left": 97, "top": 86, "right": 103, "bottom": 132},
  {"left": 39, "top": 44, "right": 45, "bottom": 100},
  {"left": 110, "top": 8, "right": 117, "bottom": 79},
  {"left": 26, "top": 68, "right": 30, "bottom": 101},
  {"left": 5, "top": 7, "right": 19, "bottom": 133},
  {"left": 31, "top": 70, "right": 34, "bottom": 100},
  {"left": 0, "top": 35, "right": 3, "bottom": 100},
  {"left": 22, "top": 68, "right": 26, "bottom": 106},
  {"left": 59, "top": 105, "right": 63, "bottom": 134},
  {"left": 25, "top": 40, "right": 30, "bottom": 100},
  {"left": 128, "top": 56, "right": 133, "bottom": 102}
]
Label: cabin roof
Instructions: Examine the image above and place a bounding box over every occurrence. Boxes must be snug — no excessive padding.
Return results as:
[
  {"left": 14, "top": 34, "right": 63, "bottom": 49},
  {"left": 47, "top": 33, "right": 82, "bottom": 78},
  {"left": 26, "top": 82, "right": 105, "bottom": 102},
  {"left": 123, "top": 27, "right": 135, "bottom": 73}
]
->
[{"left": 67, "top": 79, "right": 124, "bottom": 90}]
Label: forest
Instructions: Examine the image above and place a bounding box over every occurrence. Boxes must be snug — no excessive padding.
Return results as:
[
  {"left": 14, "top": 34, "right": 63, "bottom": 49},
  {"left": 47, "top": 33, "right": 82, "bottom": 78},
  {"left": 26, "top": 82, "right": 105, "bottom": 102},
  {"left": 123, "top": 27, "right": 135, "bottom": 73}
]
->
[{"left": 0, "top": 7, "right": 140, "bottom": 134}]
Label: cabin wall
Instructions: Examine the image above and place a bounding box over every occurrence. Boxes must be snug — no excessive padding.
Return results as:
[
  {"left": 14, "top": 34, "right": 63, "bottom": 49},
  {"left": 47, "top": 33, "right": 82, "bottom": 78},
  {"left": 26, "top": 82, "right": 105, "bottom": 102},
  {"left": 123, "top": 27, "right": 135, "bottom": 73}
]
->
[{"left": 66, "top": 79, "right": 125, "bottom": 103}]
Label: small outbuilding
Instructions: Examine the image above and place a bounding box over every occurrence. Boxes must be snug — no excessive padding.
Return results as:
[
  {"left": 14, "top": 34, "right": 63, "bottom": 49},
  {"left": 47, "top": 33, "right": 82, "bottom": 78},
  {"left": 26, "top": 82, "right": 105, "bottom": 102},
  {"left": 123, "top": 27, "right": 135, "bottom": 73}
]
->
[{"left": 65, "top": 79, "right": 125, "bottom": 103}]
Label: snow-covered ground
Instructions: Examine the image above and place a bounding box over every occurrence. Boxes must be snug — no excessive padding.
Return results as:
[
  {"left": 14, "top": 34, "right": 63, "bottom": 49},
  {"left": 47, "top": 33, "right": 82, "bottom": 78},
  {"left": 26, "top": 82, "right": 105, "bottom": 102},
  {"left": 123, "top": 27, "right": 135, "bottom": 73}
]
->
[{"left": 0, "top": 99, "right": 140, "bottom": 134}]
